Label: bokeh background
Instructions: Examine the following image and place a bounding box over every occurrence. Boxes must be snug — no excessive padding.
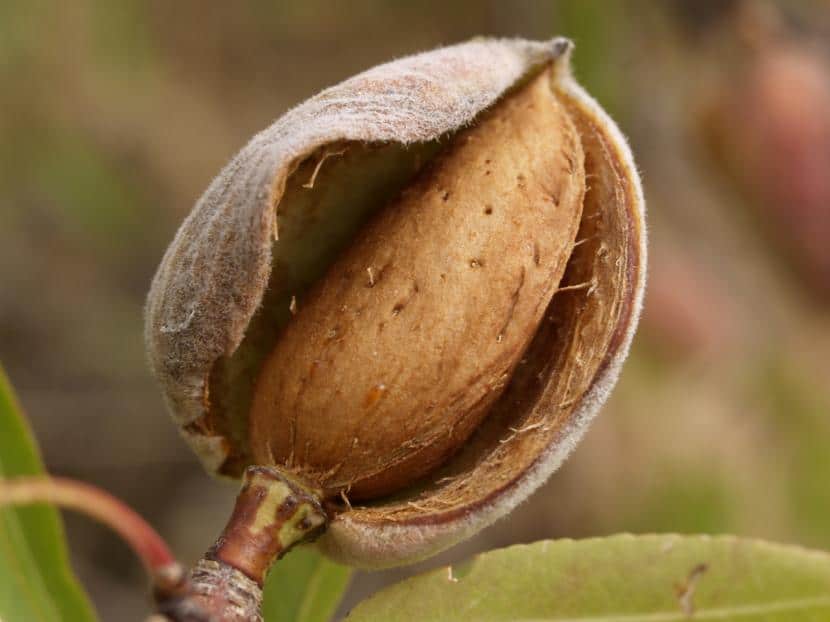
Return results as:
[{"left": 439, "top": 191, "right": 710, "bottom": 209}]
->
[{"left": 2, "top": 0, "right": 829, "bottom": 619}]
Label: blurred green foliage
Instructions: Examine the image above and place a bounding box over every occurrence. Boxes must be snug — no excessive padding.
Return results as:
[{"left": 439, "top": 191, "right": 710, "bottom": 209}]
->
[
  {"left": 0, "top": 365, "right": 96, "bottom": 621},
  {"left": 263, "top": 546, "right": 351, "bottom": 622}
]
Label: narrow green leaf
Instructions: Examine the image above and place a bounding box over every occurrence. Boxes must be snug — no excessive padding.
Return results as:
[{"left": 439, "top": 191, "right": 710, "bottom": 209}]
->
[
  {"left": 262, "top": 545, "right": 352, "bottom": 622},
  {"left": 0, "top": 363, "right": 97, "bottom": 621},
  {"left": 347, "top": 534, "right": 830, "bottom": 622}
]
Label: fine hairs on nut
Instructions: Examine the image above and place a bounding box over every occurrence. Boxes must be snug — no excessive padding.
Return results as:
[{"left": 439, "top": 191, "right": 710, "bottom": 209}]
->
[{"left": 145, "top": 37, "right": 646, "bottom": 569}]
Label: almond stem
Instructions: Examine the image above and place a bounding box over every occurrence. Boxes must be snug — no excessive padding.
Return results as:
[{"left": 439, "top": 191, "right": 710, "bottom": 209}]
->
[{"left": 161, "top": 466, "right": 329, "bottom": 622}]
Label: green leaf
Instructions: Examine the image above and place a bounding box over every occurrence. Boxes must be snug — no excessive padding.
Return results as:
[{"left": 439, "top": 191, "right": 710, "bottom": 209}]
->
[
  {"left": 0, "top": 363, "right": 97, "bottom": 621},
  {"left": 262, "top": 545, "right": 352, "bottom": 622},
  {"left": 347, "top": 534, "right": 830, "bottom": 621}
]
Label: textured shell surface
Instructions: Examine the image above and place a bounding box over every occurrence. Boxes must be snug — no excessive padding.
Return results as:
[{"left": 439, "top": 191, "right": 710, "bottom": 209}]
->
[
  {"left": 145, "top": 37, "right": 646, "bottom": 568},
  {"left": 146, "top": 37, "right": 570, "bottom": 463}
]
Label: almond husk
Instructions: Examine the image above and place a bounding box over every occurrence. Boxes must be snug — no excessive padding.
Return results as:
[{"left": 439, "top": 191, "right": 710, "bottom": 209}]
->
[{"left": 145, "top": 38, "right": 646, "bottom": 568}]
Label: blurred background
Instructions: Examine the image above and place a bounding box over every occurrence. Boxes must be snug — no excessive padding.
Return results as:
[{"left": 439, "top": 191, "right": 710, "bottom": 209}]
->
[{"left": 1, "top": 0, "right": 829, "bottom": 619}]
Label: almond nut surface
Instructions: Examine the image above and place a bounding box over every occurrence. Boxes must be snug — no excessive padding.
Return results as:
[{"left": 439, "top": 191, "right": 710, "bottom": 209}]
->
[{"left": 249, "top": 71, "right": 585, "bottom": 500}]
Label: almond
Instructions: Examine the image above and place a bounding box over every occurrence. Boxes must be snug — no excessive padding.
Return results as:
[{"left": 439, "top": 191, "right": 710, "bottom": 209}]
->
[{"left": 145, "top": 38, "right": 646, "bottom": 569}]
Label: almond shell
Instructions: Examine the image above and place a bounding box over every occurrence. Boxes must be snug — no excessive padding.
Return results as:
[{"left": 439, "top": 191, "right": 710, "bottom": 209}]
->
[{"left": 144, "top": 38, "right": 646, "bottom": 568}]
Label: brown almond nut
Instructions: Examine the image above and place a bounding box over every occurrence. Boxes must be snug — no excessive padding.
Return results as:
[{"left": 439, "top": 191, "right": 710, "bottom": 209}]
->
[
  {"left": 145, "top": 38, "right": 646, "bottom": 568},
  {"left": 248, "top": 71, "right": 585, "bottom": 500}
]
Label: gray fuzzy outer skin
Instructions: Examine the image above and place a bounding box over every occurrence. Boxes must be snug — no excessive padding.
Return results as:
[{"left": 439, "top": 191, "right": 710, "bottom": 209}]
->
[{"left": 144, "top": 38, "right": 646, "bottom": 568}]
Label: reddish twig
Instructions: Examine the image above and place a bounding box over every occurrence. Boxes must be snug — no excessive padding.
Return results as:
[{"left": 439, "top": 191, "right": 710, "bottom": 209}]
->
[{"left": 0, "top": 476, "right": 188, "bottom": 603}]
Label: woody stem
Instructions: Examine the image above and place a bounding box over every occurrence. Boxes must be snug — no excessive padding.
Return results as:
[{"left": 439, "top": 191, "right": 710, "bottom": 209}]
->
[{"left": 155, "top": 466, "right": 329, "bottom": 622}]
